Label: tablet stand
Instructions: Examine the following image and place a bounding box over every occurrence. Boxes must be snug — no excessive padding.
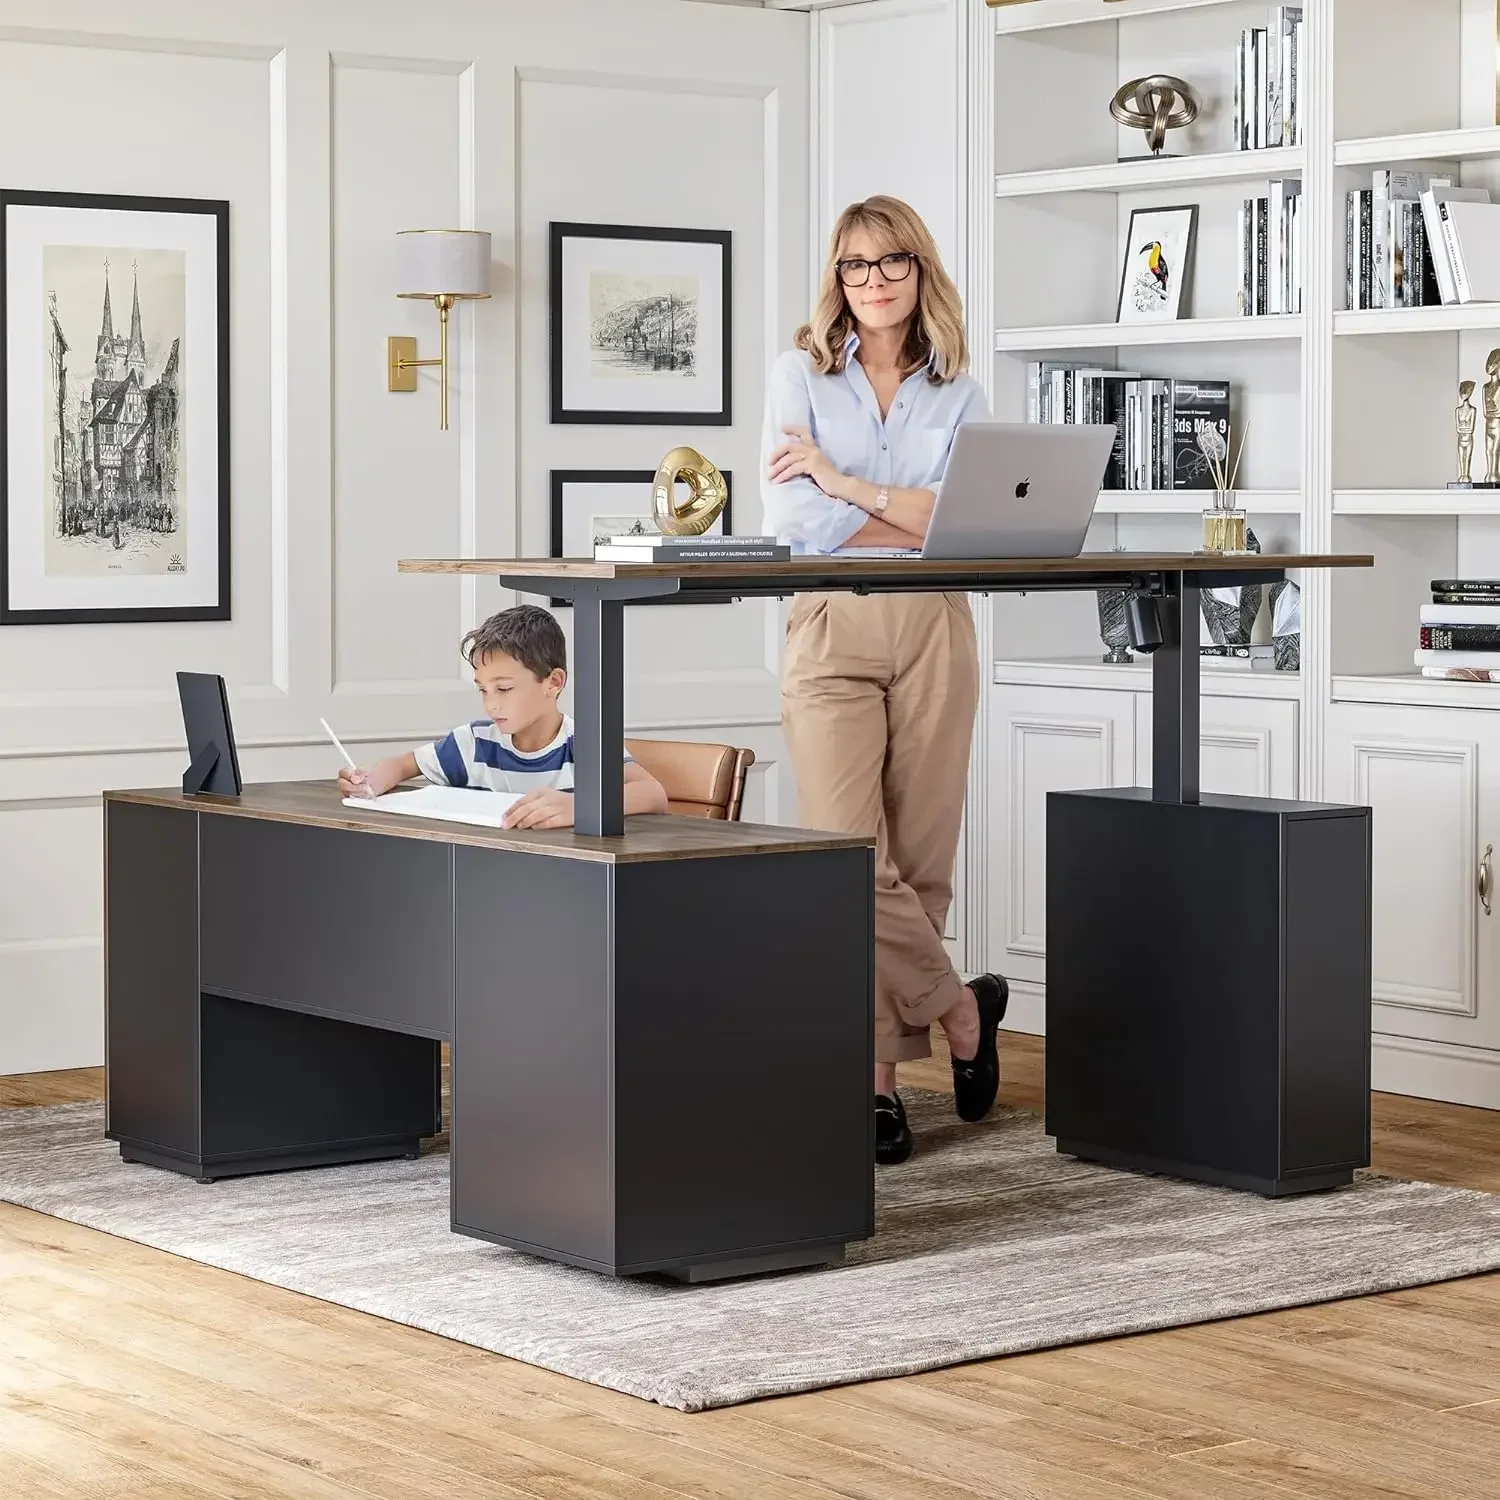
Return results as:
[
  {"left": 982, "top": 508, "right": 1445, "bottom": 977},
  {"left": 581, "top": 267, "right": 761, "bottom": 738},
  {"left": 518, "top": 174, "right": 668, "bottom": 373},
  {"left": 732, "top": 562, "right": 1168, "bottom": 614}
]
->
[{"left": 183, "top": 742, "right": 222, "bottom": 796}]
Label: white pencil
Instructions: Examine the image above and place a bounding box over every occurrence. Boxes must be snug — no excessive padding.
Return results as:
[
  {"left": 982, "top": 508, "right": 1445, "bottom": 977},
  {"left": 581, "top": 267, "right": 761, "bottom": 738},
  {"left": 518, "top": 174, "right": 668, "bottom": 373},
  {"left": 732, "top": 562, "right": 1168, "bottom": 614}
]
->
[{"left": 319, "top": 717, "right": 359, "bottom": 772}]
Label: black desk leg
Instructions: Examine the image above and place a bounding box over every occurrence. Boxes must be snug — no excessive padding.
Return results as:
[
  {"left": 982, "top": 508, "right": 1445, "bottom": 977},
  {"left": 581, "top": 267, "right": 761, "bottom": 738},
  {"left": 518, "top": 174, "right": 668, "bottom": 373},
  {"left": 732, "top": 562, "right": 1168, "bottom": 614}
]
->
[
  {"left": 572, "top": 587, "right": 626, "bottom": 839},
  {"left": 1152, "top": 571, "right": 1200, "bottom": 806}
]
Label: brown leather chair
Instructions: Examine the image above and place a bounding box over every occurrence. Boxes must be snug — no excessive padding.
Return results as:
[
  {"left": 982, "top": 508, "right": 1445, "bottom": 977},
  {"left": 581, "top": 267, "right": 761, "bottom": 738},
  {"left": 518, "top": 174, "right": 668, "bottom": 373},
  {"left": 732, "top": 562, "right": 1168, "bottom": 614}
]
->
[{"left": 625, "top": 738, "right": 755, "bottom": 822}]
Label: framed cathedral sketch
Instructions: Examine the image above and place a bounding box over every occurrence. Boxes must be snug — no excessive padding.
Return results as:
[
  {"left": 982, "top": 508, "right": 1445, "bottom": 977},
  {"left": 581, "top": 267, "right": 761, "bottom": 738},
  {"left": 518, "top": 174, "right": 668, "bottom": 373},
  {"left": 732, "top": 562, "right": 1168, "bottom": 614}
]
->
[
  {"left": 549, "top": 222, "right": 731, "bottom": 426},
  {"left": 0, "top": 189, "right": 230, "bottom": 625}
]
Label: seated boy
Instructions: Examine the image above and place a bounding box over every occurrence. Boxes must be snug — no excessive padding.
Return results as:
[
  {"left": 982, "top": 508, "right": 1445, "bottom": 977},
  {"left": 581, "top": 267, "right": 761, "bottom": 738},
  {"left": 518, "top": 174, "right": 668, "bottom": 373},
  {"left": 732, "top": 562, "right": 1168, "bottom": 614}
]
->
[{"left": 338, "top": 603, "right": 667, "bottom": 829}]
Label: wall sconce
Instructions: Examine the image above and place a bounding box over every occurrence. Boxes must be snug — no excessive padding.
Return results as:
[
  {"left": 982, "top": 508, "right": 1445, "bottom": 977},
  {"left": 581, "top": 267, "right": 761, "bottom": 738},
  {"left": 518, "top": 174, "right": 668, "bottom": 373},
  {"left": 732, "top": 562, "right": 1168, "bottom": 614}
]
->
[{"left": 388, "top": 229, "right": 492, "bottom": 430}]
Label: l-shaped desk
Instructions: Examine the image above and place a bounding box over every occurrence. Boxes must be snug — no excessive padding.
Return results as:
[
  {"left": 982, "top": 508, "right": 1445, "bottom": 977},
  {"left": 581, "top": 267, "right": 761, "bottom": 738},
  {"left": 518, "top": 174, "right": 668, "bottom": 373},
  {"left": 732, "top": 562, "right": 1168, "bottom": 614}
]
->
[{"left": 106, "top": 551, "right": 1374, "bottom": 1283}]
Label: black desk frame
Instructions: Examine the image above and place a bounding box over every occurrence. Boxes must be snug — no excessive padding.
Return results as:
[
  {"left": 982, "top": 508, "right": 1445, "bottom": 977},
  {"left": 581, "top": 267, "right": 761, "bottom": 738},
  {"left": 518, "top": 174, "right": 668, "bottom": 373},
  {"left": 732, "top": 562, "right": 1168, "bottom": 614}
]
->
[{"left": 518, "top": 565, "right": 1232, "bottom": 837}]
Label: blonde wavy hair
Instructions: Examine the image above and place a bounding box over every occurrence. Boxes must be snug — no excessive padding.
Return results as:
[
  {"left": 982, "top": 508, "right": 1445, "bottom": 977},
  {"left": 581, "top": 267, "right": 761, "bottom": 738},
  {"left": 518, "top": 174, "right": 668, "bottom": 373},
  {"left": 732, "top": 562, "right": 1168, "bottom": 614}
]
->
[{"left": 795, "top": 195, "right": 968, "bottom": 382}]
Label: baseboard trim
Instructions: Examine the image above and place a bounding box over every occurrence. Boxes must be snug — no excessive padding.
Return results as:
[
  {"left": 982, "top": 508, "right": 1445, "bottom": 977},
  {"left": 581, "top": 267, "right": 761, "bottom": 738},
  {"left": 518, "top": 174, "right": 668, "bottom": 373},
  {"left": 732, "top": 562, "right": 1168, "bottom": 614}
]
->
[{"left": 1372, "top": 1034, "right": 1500, "bottom": 1111}]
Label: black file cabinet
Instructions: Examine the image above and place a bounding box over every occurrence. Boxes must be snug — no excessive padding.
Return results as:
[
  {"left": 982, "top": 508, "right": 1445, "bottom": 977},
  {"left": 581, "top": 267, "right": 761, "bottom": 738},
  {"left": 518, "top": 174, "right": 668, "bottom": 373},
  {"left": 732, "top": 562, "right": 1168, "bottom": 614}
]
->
[{"left": 1045, "top": 787, "right": 1373, "bottom": 1197}]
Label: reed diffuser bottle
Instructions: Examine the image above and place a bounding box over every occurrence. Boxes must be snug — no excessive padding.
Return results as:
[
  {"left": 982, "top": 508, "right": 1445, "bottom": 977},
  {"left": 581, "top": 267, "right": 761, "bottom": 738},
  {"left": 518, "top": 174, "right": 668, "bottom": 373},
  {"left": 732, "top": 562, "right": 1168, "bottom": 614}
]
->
[{"left": 1201, "top": 420, "right": 1248, "bottom": 554}]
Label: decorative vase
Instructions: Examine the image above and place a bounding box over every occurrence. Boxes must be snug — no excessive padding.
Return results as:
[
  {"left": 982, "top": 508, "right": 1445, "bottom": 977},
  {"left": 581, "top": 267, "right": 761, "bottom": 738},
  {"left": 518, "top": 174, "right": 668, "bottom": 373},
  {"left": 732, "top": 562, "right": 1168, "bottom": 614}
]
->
[
  {"left": 1200, "top": 526, "right": 1262, "bottom": 646},
  {"left": 1270, "top": 578, "right": 1301, "bottom": 671},
  {"left": 1096, "top": 585, "right": 1134, "bottom": 663}
]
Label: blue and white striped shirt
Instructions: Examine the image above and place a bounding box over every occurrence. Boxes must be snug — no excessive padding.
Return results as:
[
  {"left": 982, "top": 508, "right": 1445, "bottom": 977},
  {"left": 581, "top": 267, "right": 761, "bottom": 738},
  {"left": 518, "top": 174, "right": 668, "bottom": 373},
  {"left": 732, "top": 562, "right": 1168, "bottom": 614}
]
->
[{"left": 415, "top": 715, "right": 632, "bottom": 795}]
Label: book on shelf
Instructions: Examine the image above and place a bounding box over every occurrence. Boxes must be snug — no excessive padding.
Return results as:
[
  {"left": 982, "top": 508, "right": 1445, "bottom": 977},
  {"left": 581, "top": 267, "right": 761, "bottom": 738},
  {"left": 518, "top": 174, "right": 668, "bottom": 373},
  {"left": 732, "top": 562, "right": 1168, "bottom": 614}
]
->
[
  {"left": 1239, "top": 181, "right": 1301, "bottom": 316},
  {"left": 1346, "top": 172, "right": 1475, "bottom": 309},
  {"left": 1422, "top": 665, "right": 1500, "bottom": 682},
  {"left": 1420, "top": 625, "right": 1500, "bottom": 650},
  {"left": 1438, "top": 199, "right": 1500, "bottom": 304},
  {"left": 593, "top": 536, "right": 788, "bottom": 562},
  {"left": 1420, "top": 602, "right": 1500, "bottom": 625},
  {"left": 1203, "top": 643, "right": 1276, "bottom": 667},
  {"left": 1431, "top": 578, "right": 1500, "bottom": 596},
  {"left": 1024, "top": 364, "right": 1228, "bottom": 492},
  {"left": 1415, "top": 647, "right": 1500, "bottom": 671},
  {"left": 1420, "top": 186, "right": 1489, "bottom": 305},
  {"left": 1236, "top": 8, "right": 1302, "bottom": 152}
]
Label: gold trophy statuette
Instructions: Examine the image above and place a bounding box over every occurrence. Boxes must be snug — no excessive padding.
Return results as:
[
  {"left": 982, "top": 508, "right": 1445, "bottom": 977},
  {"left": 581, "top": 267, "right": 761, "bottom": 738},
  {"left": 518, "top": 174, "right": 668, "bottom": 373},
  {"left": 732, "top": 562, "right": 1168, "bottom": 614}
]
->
[
  {"left": 1486, "top": 351, "right": 1500, "bottom": 487},
  {"left": 1454, "top": 380, "right": 1478, "bottom": 487},
  {"left": 652, "top": 447, "right": 728, "bottom": 536}
]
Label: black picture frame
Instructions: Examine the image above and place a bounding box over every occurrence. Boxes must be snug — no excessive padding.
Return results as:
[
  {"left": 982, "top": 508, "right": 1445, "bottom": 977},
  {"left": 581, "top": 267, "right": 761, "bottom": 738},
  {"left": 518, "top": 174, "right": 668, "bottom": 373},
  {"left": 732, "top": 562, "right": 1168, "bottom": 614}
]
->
[
  {"left": 548, "top": 468, "right": 736, "bottom": 607},
  {"left": 1115, "top": 203, "right": 1198, "bottom": 324},
  {"left": 0, "top": 188, "right": 231, "bottom": 625},
  {"left": 549, "top": 221, "right": 731, "bottom": 426}
]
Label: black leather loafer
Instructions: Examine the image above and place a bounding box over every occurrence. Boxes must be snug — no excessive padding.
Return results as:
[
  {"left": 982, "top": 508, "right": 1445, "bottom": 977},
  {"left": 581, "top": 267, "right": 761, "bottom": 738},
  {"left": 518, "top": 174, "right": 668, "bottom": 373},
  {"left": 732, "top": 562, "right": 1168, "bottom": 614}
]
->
[
  {"left": 951, "top": 973, "right": 1009, "bottom": 1124},
  {"left": 875, "top": 1092, "right": 914, "bottom": 1165}
]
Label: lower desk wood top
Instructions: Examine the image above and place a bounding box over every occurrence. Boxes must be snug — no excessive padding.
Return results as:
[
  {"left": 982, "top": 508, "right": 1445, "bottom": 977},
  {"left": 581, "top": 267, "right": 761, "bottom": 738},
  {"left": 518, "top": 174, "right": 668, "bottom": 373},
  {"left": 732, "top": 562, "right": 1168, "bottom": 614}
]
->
[{"left": 104, "top": 781, "right": 871, "bottom": 865}]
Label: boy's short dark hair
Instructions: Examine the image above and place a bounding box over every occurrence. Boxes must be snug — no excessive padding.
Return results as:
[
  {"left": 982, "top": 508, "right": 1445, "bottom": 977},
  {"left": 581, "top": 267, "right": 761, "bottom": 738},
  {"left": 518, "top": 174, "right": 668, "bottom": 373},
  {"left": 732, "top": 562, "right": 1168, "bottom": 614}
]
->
[{"left": 460, "top": 605, "right": 567, "bottom": 680}]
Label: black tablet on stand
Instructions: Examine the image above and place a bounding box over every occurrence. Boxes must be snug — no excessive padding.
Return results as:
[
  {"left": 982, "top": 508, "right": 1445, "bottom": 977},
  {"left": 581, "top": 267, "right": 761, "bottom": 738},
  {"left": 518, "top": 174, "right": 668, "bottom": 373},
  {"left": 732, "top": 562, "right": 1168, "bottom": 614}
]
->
[{"left": 176, "top": 672, "right": 243, "bottom": 797}]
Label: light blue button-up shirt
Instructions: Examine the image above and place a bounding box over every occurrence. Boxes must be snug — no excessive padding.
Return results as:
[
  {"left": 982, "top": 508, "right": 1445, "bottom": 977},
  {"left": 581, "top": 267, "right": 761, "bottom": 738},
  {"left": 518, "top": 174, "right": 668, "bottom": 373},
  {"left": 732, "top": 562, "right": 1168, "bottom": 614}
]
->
[{"left": 759, "top": 338, "right": 990, "bottom": 555}]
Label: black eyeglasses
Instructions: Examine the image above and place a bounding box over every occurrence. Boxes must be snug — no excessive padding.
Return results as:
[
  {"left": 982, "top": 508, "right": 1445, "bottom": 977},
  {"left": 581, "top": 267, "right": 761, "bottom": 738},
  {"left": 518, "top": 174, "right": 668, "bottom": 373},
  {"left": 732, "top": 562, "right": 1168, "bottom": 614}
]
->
[{"left": 836, "top": 252, "right": 917, "bottom": 288}]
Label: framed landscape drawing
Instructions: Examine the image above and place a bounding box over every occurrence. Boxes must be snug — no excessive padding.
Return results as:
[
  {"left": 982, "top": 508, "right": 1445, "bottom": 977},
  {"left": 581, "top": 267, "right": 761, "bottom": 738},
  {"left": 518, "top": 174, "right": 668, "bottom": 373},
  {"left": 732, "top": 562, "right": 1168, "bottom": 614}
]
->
[
  {"left": 549, "top": 468, "right": 734, "bottom": 606},
  {"left": 0, "top": 189, "right": 230, "bottom": 625},
  {"left": 549, "top": 222, "right": 731, "bottom": 426}
]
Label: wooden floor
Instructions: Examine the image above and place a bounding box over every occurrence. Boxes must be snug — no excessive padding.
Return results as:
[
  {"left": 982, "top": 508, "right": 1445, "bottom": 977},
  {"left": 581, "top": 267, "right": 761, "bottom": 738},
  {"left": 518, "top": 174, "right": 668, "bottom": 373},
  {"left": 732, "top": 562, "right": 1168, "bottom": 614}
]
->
[{"left": 2, "top": 1038, "right": 1499, "bottom": 1500}]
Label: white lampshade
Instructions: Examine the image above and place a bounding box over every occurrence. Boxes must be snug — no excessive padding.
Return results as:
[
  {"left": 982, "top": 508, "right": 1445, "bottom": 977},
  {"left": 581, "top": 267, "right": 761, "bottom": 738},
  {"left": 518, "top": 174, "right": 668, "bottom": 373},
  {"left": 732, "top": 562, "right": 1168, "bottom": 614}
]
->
[{"left": 395, "top": 229, "right": 491, "bottom": 299}]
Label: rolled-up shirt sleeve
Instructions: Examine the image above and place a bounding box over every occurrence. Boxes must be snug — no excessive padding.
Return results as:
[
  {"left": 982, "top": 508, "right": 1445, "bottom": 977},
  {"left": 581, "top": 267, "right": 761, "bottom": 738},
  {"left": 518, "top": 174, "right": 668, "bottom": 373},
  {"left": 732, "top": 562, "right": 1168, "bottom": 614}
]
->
[{"left": 760, "top": 353, "right": 866, "bottom": 554}]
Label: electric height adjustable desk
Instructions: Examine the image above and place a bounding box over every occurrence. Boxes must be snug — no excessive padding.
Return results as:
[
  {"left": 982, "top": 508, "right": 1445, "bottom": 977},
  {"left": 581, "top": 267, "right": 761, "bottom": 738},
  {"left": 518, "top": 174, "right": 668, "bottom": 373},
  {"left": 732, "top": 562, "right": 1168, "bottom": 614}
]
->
[
  {"left": 399, "top": 551, "right": 1377, "bottom": 1199},
  {"left": 104, "top": 551, "right": 1374, "bottom": 1287}
]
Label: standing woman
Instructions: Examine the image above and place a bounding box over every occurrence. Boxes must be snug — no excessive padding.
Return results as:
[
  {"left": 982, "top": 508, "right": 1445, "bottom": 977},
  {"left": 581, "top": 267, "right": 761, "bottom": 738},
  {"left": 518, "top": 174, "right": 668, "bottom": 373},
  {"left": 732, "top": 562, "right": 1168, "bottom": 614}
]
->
[{"left": 763, "top": 195, "right": 1007, "bottom": 1165}]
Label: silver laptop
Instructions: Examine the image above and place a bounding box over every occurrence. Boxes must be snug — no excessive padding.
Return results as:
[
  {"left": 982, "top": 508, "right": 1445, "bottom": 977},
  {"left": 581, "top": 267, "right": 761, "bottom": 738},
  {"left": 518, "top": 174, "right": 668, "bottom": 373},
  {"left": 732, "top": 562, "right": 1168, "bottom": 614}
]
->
[{"left": 918, "top": 422, "right": 1116, "bottom": 560}]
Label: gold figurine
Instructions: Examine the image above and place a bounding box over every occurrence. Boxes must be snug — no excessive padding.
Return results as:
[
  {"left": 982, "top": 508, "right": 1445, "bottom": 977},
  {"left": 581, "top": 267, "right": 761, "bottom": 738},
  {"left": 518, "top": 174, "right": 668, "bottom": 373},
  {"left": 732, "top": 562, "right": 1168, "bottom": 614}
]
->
[
  {"left": 1486, "top": 351, "right": 1500, "bottom": 486},
  {"left": 1459, "top": 380, "right": 1478, "bottom": 485}
]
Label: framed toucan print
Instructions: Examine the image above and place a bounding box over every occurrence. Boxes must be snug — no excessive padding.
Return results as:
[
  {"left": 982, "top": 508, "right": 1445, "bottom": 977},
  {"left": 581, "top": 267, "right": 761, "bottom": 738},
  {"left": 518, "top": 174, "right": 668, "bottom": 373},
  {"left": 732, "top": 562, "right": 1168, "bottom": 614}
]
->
[{"left": 1116, "top": 204, "right": 1198, "bottom": 325}]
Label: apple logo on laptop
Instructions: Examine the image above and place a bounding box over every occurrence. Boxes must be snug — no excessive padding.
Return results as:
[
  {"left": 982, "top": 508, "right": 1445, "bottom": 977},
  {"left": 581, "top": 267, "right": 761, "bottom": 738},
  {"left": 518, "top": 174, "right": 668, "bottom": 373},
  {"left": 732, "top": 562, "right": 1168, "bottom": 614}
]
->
[{"left": 1015, "top": 478, "right": 1031, "bottom": 500}]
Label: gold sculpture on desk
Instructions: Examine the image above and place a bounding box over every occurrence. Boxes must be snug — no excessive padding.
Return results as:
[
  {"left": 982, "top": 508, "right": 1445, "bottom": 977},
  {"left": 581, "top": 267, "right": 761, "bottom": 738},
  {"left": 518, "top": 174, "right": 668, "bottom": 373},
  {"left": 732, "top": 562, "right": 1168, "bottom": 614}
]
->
[{"left": 652, "top": 447, "right": 728, "bottom": 536}]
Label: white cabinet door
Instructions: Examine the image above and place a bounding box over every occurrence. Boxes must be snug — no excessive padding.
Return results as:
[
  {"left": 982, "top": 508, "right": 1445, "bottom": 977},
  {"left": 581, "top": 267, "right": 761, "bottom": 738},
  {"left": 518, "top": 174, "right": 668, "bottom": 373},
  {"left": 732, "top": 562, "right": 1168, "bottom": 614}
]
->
[
  {"left": 1134, "top": 694, "right": 1299, "bottom": 799},
  {"left": 986, "top": 685, "right": 1136, "bottom": 988},
  {"left": 1326, "top": 704, "right": 1500, "bottom": 1054}
]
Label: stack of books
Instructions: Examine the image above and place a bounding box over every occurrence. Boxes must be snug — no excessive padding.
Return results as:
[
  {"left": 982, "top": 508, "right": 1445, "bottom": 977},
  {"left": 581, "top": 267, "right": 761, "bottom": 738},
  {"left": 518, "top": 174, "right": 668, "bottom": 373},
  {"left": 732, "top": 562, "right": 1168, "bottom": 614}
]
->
[
  {"left": 1239, "top": 178, "right": 1303, "bottom": 316},
  {"left": 1414, "top": 579, "right": 1500, "bottom": 681},
  {"left": 1234, "top": 6, "right": 1303, "bottom": 151},
  {"left": 1346, "top": 172, "right": 1498, "bottom": 308},
  {"left": 593, "top": 533, "right": 788, "bottom": 562},
  {"left": 1026, "top": 362, "right": 1229, "bottom": 492}
]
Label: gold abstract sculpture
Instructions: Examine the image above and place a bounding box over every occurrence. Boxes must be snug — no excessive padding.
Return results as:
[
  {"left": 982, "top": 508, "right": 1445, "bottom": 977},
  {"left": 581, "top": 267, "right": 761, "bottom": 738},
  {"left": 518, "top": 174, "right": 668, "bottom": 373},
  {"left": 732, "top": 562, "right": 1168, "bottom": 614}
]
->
[
  {"left": 652, "top": 447, "right": 728, "bottom": 537},
  {"left": 1110, "top": 75, "right": 1200, "bottom": 157},
  {"left": 1458, "top": 380, "right": 1478, "bottom": 485}
]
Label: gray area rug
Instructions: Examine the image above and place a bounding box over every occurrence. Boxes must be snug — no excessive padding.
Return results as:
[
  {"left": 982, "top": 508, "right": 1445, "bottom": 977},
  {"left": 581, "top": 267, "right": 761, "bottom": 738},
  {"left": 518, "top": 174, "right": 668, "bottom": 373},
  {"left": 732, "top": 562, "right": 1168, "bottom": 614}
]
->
[{"left": 3, "top": 1092, "right": 1499, "bottom": 1412}]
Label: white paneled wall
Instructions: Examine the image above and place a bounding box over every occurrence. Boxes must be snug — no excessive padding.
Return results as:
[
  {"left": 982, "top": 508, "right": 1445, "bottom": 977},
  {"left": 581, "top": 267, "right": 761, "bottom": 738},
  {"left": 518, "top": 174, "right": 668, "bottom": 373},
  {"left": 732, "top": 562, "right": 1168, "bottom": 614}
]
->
[{"left": 0, "top": 0, "right": 810, "bottom": 1074}]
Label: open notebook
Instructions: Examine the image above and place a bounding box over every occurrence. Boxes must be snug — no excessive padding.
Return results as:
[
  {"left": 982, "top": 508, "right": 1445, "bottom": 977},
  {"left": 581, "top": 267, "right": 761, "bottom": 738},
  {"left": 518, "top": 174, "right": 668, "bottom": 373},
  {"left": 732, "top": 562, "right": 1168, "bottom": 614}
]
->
[{"left": 343, "top": 783, "right": 522, "bottom": 830}]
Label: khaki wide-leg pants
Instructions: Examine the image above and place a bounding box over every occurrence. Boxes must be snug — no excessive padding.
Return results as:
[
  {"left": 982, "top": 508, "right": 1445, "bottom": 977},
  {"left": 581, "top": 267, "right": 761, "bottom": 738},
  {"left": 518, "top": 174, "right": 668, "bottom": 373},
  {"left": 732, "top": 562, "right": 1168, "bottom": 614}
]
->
[{"left": 782, "top": 591, "right": 980, "bottom": 1064}]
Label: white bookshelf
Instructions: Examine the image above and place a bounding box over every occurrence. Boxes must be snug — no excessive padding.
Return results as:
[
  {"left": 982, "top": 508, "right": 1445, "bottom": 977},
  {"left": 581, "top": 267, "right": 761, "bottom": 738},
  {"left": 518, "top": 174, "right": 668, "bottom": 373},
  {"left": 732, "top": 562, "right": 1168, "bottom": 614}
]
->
[
  {"left": 994, "top": 145, "right": 1302, "bottom": 197},
  {"left": 967, "top": 0, "right": 1500, "bottom": 1106},
  {"left": 1335, "top": 307, "right": 1500, "bottom": 336},
  {"left": 1335, "top": 125, "right": 1500, "bottom": 167},
  {"left": 994, "top": 316, "right": 1300, "bottom": 350},
  {"left": 1096, "top": 486, "right": 1299, "bottom": 513}
]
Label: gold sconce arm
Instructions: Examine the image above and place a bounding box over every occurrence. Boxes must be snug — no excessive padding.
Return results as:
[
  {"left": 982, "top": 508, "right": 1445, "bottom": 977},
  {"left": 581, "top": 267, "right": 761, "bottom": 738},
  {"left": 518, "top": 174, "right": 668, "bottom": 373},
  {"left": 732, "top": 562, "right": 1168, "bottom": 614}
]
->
[{"left": 388, "top": 294, "right": 458, "bottom": 430}]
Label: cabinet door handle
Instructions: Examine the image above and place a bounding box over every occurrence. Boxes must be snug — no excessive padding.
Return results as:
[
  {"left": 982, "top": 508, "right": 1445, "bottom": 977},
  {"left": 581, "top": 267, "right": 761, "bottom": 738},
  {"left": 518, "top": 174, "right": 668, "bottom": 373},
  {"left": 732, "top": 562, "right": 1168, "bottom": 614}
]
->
[{"left": 1481, "top": 845, "right": 1494, "bottom": 917}]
